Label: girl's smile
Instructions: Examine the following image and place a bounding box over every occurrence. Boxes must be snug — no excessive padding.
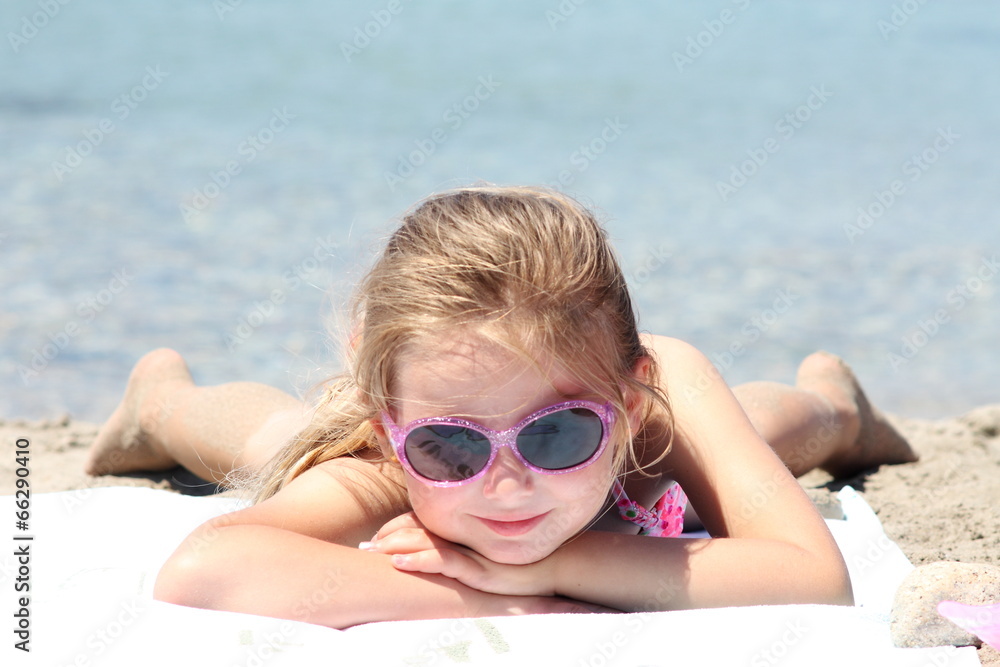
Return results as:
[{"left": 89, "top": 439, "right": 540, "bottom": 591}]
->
[{"left": 475, "top": 511, "right": 551, "bottom": 537}]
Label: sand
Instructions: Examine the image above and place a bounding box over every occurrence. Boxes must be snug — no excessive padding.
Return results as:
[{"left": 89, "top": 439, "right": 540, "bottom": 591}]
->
[{"left": 3, "top": 405, "right": 999, "bottom": 663}]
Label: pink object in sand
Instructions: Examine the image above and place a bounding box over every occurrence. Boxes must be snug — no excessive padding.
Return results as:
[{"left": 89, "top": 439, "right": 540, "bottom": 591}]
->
[{"left": 937, "top": 600, "right": 1000, "bottom": 650}]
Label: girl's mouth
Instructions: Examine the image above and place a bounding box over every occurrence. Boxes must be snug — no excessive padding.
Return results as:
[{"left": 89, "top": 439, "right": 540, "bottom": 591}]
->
[{"left": 476, "top": 512, "right": 549, "bottom": 537}]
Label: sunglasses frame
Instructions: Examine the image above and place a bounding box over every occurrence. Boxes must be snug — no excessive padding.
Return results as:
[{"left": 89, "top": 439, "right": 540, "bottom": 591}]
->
[{"left": 381, "top": 400, "right": 616, "bottom": 487}]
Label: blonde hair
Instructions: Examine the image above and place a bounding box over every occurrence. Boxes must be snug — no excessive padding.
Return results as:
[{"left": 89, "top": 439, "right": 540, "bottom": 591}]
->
[{"left": 253, "top": 185, "right": 672, "bottom": 502}]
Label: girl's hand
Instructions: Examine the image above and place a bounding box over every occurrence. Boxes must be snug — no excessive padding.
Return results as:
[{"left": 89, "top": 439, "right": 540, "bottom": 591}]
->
[{"left": 361, "top": 512, "right": 558, "bottom": 598}]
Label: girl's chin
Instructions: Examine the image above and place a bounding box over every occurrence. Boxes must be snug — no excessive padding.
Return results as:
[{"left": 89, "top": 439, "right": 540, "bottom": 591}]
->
[{"left": 473, "top": 539, "right": 559, "bottom": 565}]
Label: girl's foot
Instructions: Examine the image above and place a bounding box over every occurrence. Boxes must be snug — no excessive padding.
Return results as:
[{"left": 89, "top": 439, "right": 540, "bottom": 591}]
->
[
  {"left": 796, "top": 351, "right": 919, "bottom": 478},
  {"left": 85, "top": 349, "right": 193, "bottom": 476}
]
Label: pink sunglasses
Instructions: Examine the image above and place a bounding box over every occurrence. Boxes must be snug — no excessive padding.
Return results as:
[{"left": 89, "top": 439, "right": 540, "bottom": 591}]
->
[{"left": 381, "top": 400, "right": 615, "bottom": 487}]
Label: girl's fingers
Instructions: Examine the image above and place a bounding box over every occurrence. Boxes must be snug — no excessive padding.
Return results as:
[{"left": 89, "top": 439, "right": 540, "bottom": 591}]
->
[
  {"left": 390, "top": 548, "right": 481, "bottom": 584},
  {"left": 372, "top": 511, "right": 422, "bottom": 539},
  {"left": 390, "top": 551, "right": 443, "bottom": 573},
  {"left": 361, "top": 527, "right": 448, "bottom": 555},
  {"left": 359, "top": 511, "right": 430, "bottom": 550},
  {"left": 365, "top": 512, "right": 476, "bottom": 562}
]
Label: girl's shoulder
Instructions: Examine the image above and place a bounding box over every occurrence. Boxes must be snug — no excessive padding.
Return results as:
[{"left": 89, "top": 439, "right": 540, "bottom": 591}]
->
[
  {"left": 307, "top": 455, "right": 412, "bottom": 521},
  {"left": 625, "top": 335, "right": 703, "bottom": 496},
  {"left": 639, "top": 333, "right": 705, "bottom": 370},
  {"left": 640, "top": 333, "right": 725, "bottom": 401},
  {"left": 634, "top": 333, "right": 734, "bottom": 471}
]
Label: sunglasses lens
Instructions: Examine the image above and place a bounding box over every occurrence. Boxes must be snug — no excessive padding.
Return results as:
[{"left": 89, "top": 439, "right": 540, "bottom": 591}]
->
[
  {"left": 517, "top": 407, "right": 604, "bottom": 470},
  {"left": 404, "top": 424, "right": 492, "bottom": 482}
]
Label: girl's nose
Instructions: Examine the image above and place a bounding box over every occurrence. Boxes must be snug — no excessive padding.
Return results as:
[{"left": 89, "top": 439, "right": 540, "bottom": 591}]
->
[{"left": 481, "top": 445, "right": 534, "bottom": 499}]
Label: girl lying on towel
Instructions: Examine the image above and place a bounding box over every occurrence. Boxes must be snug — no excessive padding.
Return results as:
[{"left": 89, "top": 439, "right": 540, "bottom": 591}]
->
[{"left": 86, "top": 186, "right": 918, "bottom": 628}]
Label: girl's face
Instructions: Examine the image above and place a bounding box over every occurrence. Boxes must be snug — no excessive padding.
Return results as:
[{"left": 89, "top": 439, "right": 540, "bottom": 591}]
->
[{"left": 381, "top": 336, "right": 620, "bottom": 565}]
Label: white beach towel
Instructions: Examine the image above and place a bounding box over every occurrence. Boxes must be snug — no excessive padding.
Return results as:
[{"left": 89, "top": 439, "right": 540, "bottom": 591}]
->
[{"left": 2, "top": 486, "right": 981, "bottom": 666}]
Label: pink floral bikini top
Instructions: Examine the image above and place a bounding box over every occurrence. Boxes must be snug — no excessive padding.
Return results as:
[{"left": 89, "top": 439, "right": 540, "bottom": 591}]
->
[{"left": 613, "top": 480, "right": 688, "bottom": 537}]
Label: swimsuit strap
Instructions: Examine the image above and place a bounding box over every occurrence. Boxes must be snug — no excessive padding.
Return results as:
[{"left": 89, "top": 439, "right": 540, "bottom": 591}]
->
[{"left": 612, "top": 480, "right": 688, "bottom": 538}]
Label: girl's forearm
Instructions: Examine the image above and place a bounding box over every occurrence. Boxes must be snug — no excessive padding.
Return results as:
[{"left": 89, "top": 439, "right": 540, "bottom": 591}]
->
[
  {"left": 154, "top": 523, "right": 583, "bottom": 628},
  {"left": 553, "top": 532, "right": 854, "bottom": 612}
]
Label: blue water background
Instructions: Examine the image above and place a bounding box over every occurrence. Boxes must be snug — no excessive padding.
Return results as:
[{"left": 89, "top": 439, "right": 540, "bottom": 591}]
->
[{"left": 1, "top": 1, "right": 998, "bottom": 422}]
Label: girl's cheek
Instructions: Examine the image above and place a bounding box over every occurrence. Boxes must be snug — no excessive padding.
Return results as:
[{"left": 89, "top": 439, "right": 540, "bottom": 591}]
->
[
  {"left": 405, "top": 484, "right": 466, "bottom": 537},
  {"left": 405, "top": 478, "right": 431, "bottom": 505}
]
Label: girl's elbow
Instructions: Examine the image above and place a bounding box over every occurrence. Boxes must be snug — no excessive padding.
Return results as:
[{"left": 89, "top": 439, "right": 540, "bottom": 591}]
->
[
  {"left": 155, "top": 517, "right": 243, "bottom": 608},
  {"left": 154, "top": 549, "right": 215, "bottom": 609},
  {"left": 154, "top": 525, "right": 236, "bottom": 610},
  {"left": 814, "top": 553, "right": 854, "bottom": 606},
  {"left": 829, "top": 568, "right": 855, "bottom": 606}
]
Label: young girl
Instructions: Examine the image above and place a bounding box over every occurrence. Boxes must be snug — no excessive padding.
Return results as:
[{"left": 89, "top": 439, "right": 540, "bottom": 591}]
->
[{"left": 86, "top": 185, "right": 918, "bottom": 627}]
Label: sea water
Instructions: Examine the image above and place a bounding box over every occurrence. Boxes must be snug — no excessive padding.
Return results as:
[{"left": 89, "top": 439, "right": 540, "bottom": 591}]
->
[{"left": 1, "top": 0, "right": 998, "bottom": 422}]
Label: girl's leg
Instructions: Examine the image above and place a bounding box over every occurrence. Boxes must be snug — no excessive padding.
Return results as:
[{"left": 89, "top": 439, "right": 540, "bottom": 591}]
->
[
  {"left": 85, "top": 349, "right": 311, "bottom": 484},
  {"left": 732, "top": 351, "right": 918, "bottom": 478}
]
